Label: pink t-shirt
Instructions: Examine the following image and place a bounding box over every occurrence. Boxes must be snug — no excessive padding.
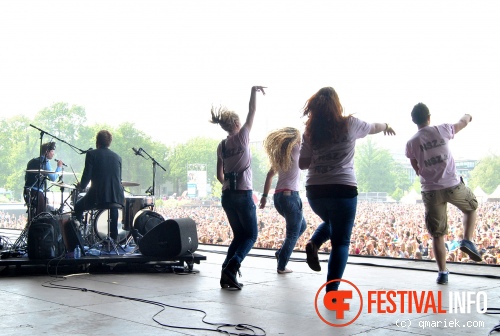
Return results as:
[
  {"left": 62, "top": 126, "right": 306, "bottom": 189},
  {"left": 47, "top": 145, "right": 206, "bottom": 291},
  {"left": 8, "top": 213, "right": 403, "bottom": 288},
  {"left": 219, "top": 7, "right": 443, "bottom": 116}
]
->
[
  {"left": 405, "top": 124, "right": 460, "bottom": 191},
  {"left": 217, "top": 125, "right": 253, "bottom": 191},
  {"left": 276, "top": 144, "right": 301, "bottom": 191},
  {"left": 300, "top": 116, "right": 371, "bottom": 186}
]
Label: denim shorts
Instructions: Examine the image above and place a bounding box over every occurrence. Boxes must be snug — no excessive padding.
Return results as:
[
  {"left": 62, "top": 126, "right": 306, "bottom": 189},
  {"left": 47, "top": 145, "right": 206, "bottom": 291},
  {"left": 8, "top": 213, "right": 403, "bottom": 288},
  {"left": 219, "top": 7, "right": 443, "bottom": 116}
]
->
[{"left": 421, "top": 182, "right": 478, "bottom": 237}]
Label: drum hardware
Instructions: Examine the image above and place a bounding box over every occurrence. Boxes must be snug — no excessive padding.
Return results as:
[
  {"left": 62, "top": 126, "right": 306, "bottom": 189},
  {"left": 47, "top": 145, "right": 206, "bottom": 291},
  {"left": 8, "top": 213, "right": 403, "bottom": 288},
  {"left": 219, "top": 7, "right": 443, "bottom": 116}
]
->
[
  {"left": 93, "top": 208, "right": 129, "bottom": 245},
  {"left": 122, "top": 181, "right": 140, "bottom": 187},
  {"left": 96, "top": 203, "right": 124, "bottom": 255},
  {"left": 121, "top": 196, "right": 155, "bottom": 249},
  {"left": 50, "top": 181, "right": 76, "bottom": 189},
  {"left": 50, "top": 182, "right": 77, "bottom": 215}
]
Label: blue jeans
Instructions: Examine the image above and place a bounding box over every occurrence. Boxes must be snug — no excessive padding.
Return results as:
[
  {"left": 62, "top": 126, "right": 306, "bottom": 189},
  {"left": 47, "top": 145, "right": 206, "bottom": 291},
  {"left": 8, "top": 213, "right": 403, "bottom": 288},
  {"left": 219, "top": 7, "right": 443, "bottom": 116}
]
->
[
  {"left": 274, "top": 191, "right": 307, "bottom": 270},
  {"left": 221, "top": 190, "right": 258, "bottom": 268},
  {"left": 308, "top": 196, "right": 357, "bottom": 292}
]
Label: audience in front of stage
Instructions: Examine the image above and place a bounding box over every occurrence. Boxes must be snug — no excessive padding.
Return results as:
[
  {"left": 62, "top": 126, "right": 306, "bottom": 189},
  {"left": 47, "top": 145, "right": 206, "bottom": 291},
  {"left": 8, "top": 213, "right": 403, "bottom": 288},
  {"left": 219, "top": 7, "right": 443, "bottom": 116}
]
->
[{"left": 2, "top": 202, "right": 499, "bottom": 265}]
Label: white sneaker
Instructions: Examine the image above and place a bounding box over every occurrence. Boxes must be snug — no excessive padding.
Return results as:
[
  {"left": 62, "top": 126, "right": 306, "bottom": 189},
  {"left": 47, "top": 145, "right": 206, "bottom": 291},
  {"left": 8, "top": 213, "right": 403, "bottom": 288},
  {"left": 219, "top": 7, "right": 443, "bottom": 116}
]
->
[{"left": 277, "top": 268, "right": 293, "bottom": 274}]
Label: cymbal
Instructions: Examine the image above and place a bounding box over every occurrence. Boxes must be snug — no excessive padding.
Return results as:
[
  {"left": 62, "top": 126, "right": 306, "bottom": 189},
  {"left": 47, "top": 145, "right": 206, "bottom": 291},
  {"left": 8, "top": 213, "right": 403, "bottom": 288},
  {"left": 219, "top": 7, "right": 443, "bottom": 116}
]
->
[
  {"left": 25, "top": 169, "right": 78, "bottom": 175},
  {"left": 25, "top": 169, "right": 54, "bottom": 174},
  {"left": 50, "top": 181, "right": 76, "bottom": 189},
  {"left": 122, "top": 181, "right": 140, "bottom": 187}
]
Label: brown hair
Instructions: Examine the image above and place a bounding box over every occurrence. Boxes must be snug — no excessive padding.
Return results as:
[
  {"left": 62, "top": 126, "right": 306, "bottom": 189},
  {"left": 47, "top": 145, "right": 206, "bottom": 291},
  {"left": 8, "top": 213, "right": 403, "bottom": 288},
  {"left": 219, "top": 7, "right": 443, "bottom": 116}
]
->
[
  {"left": 41, "top": 141, "right": 56, "bottom": 155},
  {"left": 96, "top": 130, "right": 112, "bottom": 148},
  {"left": 302, "top": 87, "right": 350, "bottom": 148}
]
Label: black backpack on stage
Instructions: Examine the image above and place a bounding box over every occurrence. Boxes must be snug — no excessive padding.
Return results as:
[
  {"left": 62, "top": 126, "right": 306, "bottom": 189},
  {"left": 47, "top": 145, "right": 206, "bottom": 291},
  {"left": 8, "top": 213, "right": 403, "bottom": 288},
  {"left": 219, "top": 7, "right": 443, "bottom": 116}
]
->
[{"left": 27, "top": 213, "right": 65, "bottom": 259}]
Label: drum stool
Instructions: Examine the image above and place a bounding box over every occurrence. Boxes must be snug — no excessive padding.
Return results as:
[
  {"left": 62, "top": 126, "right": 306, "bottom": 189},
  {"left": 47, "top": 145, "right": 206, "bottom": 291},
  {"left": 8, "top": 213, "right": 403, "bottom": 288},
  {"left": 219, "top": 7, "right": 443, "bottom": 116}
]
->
[{"left": 95, "top": 202, "right": 124, "bottom": 255}]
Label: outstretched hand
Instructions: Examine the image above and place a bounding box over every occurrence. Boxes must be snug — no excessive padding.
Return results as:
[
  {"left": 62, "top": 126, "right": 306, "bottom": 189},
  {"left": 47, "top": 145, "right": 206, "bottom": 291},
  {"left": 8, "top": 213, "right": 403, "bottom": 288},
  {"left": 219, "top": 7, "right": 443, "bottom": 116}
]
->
[
  {"left": 259, "top": 196, "right": 267, "bottom": 209},
  {"left": 384, "top": 126, "right": 396, "bottom": 136},
  {"left": 253, "top": 86, "right": 267, "bottom": 95}
]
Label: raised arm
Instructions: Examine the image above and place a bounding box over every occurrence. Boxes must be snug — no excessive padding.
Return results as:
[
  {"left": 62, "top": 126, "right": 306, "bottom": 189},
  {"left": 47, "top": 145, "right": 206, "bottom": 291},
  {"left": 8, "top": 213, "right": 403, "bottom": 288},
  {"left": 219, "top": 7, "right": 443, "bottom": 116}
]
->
[
  {"left": 453, "top": 114, "right": 472, "bottom": 134},
  {"left": 244, "top": 86, "right": 266, "bottom": 131},
  {"left": 369, "top": 122, "right": 396, "bottom": 135}
]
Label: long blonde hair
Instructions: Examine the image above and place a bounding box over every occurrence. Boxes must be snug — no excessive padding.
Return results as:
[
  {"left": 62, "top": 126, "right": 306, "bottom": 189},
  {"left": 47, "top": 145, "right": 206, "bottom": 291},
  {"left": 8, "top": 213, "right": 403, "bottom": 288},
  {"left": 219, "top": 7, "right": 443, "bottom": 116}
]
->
[{"left": 263, "top": 127, "right": 301, "bottom": 172}]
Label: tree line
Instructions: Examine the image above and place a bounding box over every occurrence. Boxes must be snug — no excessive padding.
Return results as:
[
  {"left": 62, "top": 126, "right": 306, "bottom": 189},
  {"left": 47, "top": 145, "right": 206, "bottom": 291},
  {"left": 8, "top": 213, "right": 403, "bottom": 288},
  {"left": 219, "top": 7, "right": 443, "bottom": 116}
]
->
[{"left": 0, "top": 102, "right": 498, "bottom": 202}]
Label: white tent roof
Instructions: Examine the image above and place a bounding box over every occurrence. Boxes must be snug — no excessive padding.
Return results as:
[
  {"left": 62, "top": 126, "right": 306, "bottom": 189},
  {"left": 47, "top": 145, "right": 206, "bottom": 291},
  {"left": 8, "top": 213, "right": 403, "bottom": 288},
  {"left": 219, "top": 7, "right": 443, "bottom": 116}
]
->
[
  {"left": 487, "top": 185, "right": 500, "bottom": 198},
  {"left": 400, "top": 189, "right": 421, "bottom": 204},
  {"left": 473, "top": 186, "right": 488, "bottom": 197}
]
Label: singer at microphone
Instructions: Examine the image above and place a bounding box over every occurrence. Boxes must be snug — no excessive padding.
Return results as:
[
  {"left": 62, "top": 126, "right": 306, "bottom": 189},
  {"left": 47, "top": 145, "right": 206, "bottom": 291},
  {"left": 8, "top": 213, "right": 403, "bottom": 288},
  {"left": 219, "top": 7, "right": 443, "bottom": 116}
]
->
[{"left": 54, "top": 159, "right": 67, "bottom": 167}]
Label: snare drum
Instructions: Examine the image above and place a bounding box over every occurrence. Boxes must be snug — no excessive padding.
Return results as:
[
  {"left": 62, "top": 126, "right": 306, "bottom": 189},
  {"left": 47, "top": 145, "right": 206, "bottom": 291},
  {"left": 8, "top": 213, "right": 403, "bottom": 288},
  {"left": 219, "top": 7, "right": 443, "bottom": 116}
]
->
[
  {"left": 70, "top": 187, "right": 89, "bottom": 206},
  {"left": 122, "top": 196, "right": 154, "bottom": 230}
]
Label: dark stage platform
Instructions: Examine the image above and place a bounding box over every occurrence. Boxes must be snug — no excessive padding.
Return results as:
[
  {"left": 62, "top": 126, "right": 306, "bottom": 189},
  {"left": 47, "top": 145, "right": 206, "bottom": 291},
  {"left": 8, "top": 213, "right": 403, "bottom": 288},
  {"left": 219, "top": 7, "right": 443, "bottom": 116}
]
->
[{"left": 0, "top": 230, "right": 205, "bottom": 275}]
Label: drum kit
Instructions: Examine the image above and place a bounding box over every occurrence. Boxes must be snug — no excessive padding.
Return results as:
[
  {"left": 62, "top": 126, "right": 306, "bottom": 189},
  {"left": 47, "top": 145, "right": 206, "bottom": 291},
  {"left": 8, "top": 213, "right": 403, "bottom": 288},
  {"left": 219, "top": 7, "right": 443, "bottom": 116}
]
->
[
  {"left": 11, "top": 124, "right": 164, "bottom": 256},
  {"left": 69, "top": 180, "right": 155, "bottom": 248},
  {"left": 21, "top": 169, "right": 154, "bottom": 252}
]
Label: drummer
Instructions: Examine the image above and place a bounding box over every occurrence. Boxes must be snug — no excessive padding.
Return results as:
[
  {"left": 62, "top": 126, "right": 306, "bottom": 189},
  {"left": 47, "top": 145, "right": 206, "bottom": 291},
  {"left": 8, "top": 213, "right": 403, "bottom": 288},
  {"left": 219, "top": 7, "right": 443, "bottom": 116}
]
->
[
  {"left": 74, "top": 130, "right": 124, "bottom": 241},
  {"left": 24, "top": 141, "right": 64, "bottom": 216}
]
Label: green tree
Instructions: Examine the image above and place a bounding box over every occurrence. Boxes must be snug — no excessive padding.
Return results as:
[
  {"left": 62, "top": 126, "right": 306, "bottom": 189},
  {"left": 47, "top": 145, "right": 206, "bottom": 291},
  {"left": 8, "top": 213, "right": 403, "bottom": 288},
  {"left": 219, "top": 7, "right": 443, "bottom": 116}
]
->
[
  {"left": 167, "top": 137, "right": 220, "bottom": 195},
  {"left": 469, "top": 155, "right": 500, "bottom": 194},
  {"left": 354, "top": 138, "right": 411, "bottom": 195},
  {"left": 0, "top": 115, "right": 32, "bottom": 199},
  {"left": 250, "top": 143, "right": 269, "bottom": 193},
  {"left": 32, "top": 102, "right": 87, "bottom": 146},
  {"left": 111, "top": 123, "right": 169, "bottom": 196},
  {"left": 210, "top": 175, "right": 222, "bottom": 199}
]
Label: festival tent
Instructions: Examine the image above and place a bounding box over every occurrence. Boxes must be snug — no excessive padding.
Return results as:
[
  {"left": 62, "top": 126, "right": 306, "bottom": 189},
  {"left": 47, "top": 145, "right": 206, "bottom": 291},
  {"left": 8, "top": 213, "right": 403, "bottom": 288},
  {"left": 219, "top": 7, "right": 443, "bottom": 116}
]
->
[
  {"left": 400, "top": 189, "right": 421, "bottom": 204},
  {"left": 473, "top": 186, "right": 488, "bottom": 203},
  {"left": 486, "top": 185, "right": 500, "bottom": 202}
]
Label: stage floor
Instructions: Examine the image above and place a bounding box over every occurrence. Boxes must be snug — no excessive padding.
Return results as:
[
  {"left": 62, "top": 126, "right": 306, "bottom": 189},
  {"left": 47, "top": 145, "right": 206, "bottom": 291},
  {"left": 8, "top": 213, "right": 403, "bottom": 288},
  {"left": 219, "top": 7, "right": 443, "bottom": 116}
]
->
[{"left": 0, "top": 243, "right": 499, "bottom": 336}]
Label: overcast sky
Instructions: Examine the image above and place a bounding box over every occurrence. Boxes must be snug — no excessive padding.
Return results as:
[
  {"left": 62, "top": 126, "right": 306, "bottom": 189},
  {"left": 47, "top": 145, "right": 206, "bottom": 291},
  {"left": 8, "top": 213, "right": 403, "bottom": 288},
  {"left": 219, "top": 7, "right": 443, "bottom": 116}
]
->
[{"left": 1, "top": 0, "right": 499, "bottom": 161}]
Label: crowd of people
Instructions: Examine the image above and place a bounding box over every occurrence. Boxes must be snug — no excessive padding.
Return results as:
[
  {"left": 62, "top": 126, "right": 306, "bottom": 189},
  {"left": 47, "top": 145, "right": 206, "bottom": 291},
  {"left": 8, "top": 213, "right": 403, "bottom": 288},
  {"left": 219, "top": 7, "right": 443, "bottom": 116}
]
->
[
  {"left": 1, "top": 201, "right": 499, "bottom": 266},
  {"left": 0, "top": 211, "right": 27, "bottom": 230},
  {"left": 156, "top": 201, "right": 500, "bottom": 265}
]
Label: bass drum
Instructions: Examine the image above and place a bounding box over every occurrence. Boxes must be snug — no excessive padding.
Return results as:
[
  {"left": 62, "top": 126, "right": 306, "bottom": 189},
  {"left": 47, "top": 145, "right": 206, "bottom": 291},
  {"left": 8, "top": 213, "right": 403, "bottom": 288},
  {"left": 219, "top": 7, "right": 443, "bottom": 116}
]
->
[
  {"left": 132, "top": 209, "right": 165, "bottom": 245},
  {"left": 93, "top": 209, "right": 129, "bottom": 244}
]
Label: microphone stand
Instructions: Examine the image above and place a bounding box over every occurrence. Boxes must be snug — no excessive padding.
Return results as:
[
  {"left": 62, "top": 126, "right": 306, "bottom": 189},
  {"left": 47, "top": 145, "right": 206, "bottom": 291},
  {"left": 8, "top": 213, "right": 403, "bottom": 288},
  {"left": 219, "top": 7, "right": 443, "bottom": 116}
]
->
[
  {"left": 29, "top": 124, "right": 92, "bottom": 155},
  {"left": 11, "top": 126, "right": 49, "bottom": 255},
  {"left": 137, "top": 148, "right": 166, "bottom": 199}
]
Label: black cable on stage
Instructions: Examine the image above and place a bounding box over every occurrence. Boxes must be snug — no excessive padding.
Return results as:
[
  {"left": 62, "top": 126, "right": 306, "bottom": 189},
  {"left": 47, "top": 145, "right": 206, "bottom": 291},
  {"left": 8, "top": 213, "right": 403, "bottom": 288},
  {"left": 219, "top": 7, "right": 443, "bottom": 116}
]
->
[{"left": 40, "top": 252, "right": 266, "bottom": 336}]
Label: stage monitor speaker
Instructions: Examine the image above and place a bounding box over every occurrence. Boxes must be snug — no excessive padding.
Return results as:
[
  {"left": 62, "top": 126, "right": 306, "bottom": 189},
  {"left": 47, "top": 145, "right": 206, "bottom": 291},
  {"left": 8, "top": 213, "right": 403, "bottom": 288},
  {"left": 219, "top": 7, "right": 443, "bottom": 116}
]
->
[
  {"left": 62, "top": 218, "right": 86, "bottom": 256},
  {"left": 138, "top": 218, "right": 198, "bottom": 259}
]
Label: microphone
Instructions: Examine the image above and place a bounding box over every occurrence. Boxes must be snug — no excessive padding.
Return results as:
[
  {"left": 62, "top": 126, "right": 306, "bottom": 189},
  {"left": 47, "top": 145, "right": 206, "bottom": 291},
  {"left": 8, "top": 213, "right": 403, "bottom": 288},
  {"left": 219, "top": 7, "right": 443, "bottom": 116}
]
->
[
  {"left": 54, "top": 159, "right": 68, "bottom": 167},
  {"left": 132, "top": 147, "right": 144, "bottom": 158}
]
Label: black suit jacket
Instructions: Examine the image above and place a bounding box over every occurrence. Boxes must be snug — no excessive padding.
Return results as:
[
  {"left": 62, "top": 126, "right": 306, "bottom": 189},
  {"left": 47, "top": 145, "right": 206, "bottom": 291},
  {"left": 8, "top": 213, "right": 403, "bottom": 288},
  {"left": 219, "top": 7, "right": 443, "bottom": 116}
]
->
[{"left": 80, "top": 147, "right": 124, "bottom": 207}]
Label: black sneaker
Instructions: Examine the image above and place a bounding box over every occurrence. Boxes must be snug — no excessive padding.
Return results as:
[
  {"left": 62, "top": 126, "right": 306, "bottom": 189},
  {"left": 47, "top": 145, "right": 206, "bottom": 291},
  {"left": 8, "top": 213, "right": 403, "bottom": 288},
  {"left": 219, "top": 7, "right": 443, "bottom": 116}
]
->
[
  {"left": 460, "top": 239, "right": 482, "bottom": 262},
  {"left": 436, "top": 271, "right": 448, "bottom": 284},
  {"left": 306, "top": 241, "right": 321, "bottom": 272}
]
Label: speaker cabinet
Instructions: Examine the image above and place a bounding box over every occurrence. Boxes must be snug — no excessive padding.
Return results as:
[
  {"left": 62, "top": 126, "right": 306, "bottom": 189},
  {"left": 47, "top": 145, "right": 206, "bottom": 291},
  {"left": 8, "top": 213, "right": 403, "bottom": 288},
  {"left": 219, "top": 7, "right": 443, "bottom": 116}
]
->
[{"left": 138, "top": 218, "right": 198, "bottom": 259}]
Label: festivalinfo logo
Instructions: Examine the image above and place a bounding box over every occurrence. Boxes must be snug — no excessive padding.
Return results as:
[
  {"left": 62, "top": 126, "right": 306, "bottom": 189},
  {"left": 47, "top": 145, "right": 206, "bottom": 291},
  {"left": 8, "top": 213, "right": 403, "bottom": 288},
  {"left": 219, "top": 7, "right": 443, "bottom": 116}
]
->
[{"left": 314, "top": 278, "right": 488, "bottom": 328}]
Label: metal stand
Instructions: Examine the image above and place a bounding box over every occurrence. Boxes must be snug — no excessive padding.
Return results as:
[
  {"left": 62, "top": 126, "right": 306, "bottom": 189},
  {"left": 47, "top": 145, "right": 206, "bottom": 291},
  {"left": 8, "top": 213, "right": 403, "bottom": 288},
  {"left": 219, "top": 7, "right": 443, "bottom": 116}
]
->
[
  {"left": 103, "top": 211, "right": 120, "bottom": 255},
  {"left": 99, "top": 205, "right": 125, "bottom": 255}
]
